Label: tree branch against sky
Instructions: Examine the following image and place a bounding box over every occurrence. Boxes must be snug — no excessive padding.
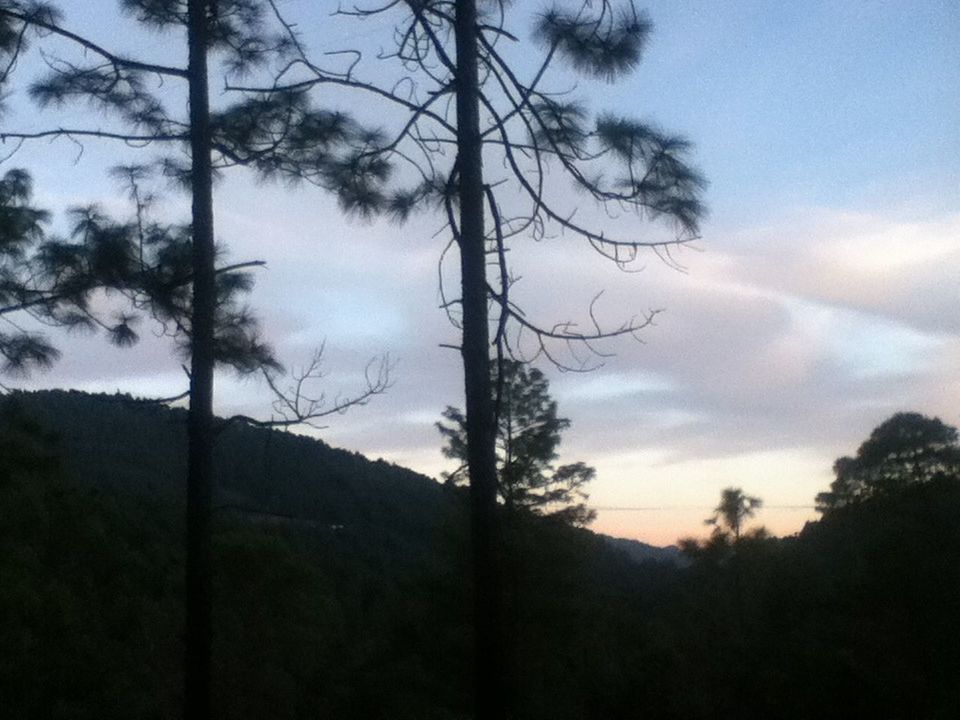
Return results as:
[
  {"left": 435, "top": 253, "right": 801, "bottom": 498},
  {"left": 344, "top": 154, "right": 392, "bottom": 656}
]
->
[{"left": 0, "top": 164, "right": 278, "bottom": 375}]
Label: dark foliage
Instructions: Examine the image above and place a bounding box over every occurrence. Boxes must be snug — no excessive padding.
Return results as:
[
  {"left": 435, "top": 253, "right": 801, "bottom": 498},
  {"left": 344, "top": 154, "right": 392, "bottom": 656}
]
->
[
  {"left": 0, "top": 390, "right": 669, "bottom": 718},
  {"left": 816, "top": 412, "right": 960, "bottom": 513},
  {"left": 437, "top": 359, "right": 597, "bottom": 525},
  {"left": 2, "top": 393, "right": 957, "bottom": 718}
]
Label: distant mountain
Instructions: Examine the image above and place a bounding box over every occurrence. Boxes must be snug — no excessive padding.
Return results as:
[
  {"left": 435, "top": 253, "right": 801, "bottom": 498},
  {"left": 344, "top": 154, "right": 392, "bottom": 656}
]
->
[
  {"left": 1, "top": 389, "right": 686, "bottom": 718},
  {"left": 601, "top": 535, "right": 682, "bottom": 566}
]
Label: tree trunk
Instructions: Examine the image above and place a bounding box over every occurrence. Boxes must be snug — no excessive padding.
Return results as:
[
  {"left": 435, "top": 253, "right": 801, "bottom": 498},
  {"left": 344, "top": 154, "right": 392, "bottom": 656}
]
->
[
  {"left": 453, "top": 1, "right": 506, "bottom": 717},
  {"left": 184, "top": 1, "right": 216, "bottom": 718}
]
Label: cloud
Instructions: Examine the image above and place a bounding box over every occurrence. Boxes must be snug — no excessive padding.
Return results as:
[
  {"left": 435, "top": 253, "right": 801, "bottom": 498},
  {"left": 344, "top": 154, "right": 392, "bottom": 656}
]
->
[
  {"left": 509, "top": 208, "right": 960, "bottom": 481},
  {"left": 553, "top": 370, "right": 675, "bottom": 402},
  {"left": 213, "top": 201, "right": 958, "bottom": 536},
  {"left": 723, "top": 209, "right": 960, "bottom": 335},
  {"left": 14, "top": 179, "right": 957, "bottom": 535}
]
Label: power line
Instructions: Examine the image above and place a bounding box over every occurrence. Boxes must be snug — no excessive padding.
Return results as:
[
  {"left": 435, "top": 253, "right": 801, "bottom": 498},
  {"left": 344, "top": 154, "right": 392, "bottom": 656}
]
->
[{"left": 592, "top": 505, "right": 816, "bottom": 512}]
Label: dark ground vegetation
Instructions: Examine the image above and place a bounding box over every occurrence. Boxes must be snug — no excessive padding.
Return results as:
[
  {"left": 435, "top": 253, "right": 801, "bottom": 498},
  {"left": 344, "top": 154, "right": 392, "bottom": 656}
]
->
[{"left": 2, "top": 391, "right": 958, "bottom": 718}]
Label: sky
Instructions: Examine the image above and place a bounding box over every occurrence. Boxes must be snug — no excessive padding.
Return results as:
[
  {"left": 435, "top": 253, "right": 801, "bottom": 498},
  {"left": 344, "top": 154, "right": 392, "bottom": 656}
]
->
[{"left": 4, "top": 1, "right": 959, "bottom": 546}]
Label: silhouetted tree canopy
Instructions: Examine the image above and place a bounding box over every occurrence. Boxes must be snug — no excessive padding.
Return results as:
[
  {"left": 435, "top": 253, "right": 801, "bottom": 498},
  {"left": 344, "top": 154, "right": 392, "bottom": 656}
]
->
[
  {"left": 706, "top": 487, "right": 763, "bottom": 541},
  {"left": 816, "top": 412, "right": 960, "bottom": 513}
]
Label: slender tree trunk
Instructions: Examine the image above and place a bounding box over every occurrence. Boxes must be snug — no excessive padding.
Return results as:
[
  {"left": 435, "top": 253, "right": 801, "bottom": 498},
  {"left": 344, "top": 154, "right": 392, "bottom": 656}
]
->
[
  {"left": 184, "top": 1, "right": 216, "bottom": 718},
  {"left": 453, "top": 1, "right": 506, "bottom": 717}
]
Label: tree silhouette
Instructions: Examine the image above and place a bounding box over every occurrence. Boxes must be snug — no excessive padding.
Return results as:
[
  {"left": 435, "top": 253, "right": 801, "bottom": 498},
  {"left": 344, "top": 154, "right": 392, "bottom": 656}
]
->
[
  {"left": 264, "top": 3, "right": 706, "bottom": 714},
  {"left": 438, "top": 359, "right": 597, "bottom": 526},
  {"left": 0, "top": 165, "right": 279, "bottom": 378},
  {"left": 706, "top": 487, "right": 762, "bottom": 542},
  {"left": 816, "top": 412, "right": 960, "bottom": 514},
  {"left": 0, "top": 3, "right": 393, "bottom": 717}
]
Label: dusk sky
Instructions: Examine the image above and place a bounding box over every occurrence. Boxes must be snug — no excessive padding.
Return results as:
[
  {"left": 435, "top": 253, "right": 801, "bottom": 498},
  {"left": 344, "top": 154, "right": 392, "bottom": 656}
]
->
[{"left": 5, "top": 1, "right": 958, "bottom": 546}]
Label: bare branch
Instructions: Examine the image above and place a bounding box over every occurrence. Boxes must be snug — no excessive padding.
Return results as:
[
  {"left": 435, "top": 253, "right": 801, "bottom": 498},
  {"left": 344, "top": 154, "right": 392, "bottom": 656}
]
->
[
  {"left": 0, "top": 128, "right": 187, "bottom": 152},
  {"left": 0, "top": 7, "right": 188, "bottom": 78},
  {"left": 223, "top": 346, "right": 395, "bottom": 430}
]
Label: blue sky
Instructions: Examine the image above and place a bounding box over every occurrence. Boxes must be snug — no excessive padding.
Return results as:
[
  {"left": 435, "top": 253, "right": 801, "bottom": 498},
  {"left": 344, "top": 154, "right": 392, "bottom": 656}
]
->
[
  {"left": 640, "top": 0, "right": 959, "bottom": 221},
  {"left": 4, "top": 1, "right": 959, "bottom": 545}
]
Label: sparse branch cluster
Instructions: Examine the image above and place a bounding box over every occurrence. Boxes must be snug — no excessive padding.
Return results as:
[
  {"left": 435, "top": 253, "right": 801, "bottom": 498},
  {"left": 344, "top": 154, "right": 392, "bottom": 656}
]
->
[
  {"left": 0, "top": 165, "right": 275, "bottom": 374},
  {"left": 317, "top": 0, "right": 707, "bottom": 369},
  {"left": 229, "top": 347, "right": 394, "bottom": 429},
  {"left": 0, "top": 1, "right": 393, "bottom": 403}
]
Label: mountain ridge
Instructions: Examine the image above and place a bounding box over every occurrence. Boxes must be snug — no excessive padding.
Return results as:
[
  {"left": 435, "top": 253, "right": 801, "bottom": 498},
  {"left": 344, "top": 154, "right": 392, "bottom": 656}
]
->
[{"left": 1, "top": 388, "right": 678, "bottom": 563}]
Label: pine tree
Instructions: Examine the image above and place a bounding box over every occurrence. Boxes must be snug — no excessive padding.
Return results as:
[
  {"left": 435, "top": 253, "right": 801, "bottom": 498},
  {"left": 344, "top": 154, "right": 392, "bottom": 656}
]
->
[
  {"left": 706, "top": 487, "right": 763, "bottom": 542},
  {"left": 261, "top": 3, "right": 707, "bottom": 714},
  {"left": 0, "top": 4, "right": 393, "bottom": 716},
  {"left": 438, "top": 359, "right": 597, "bottom": 526}
]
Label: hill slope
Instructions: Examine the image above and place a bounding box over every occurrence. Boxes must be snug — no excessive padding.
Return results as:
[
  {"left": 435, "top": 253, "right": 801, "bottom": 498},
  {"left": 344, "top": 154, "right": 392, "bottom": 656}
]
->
[
  {"left": 2, "top": 389, "right": 673, "bottom": 561},
  {"left": 2, "top": 390, "right": 958, "bottom": 719},
  {"left": 0, "top": 389, "right": 677, "bottom": 719}
]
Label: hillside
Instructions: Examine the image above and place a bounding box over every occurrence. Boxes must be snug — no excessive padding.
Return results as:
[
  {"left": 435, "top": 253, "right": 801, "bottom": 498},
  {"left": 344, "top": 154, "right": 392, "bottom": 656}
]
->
[
  {"left": 3, "top": 391, "right": 957, "bottom": 719},
  {"left": 0, "top": 389, "right": 676, "bottom": 719},
  {"left": 2, "top": 389, "right": 673, "bottom": 563}
]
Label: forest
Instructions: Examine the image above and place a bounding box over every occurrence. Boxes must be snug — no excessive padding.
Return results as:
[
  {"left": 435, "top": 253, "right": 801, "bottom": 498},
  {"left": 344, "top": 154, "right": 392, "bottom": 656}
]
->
[
  {"left": 1, "top": 1, "right": 956, "bottom": 718},
  {"left": 2, "top": 390, "right": 959, "bottom": 718}
]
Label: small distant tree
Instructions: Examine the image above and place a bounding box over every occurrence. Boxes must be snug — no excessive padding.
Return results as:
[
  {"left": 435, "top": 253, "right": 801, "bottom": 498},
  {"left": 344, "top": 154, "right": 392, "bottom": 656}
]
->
[
  {"left": 816, "top": 412, "right": 960, "bottom": 514},
  {"left": 706, "top": 487, "right": 762, "bottom": 542},
  {"left": 438, "top": 359, "right": 596, "bottom": 526}
]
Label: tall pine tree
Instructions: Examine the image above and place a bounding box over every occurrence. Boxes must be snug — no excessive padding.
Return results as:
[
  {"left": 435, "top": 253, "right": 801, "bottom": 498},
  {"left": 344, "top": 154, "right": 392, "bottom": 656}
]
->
[
  {"left": 0, "top": 3, "right": 394, "bottom": 716},
  {"left": 254, "top": 2, "right": 707, "bottom": 715}
]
